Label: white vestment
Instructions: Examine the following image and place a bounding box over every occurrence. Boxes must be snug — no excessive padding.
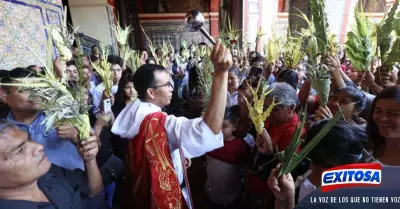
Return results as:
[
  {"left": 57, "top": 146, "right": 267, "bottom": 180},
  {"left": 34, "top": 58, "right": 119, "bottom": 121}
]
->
[{"left": 111, "top": 99, "right": 224, "bottom": 208}]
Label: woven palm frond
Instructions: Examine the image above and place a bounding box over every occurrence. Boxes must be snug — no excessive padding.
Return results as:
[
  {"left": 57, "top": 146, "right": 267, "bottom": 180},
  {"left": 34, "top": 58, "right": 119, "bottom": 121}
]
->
[
  {"left": 112, "top": 20, "right": 133, "bottom": 66},
  {"left": 126, "top": 49, "right": 142, "bottom": 74},
  {"left": 112, "top": 20, "right": 133, "bottom": 47},
  {"left": 44, "top": 6, "right": 78, "bottom": 61},
  {"left": 295, "top": 1, "right": 332, "bottom": 106},
  {"left": 282, "top": 33, "right": 306, "bottom": 69},
  {"left": 244, "top": 80, "right": 279, "bottom": 135},
  {"left": 346, "top": 4, "right": 373, "bottom": 72},
  {"left": 195, "top": 47, "right": 213, "bottom": 110},
  {"left": 296, "top": 0, "right": 333, "bottom": 63},
  {"left": 374, "top": 0, "right": 400, "bottom": 71},
  {"left": 266, "top": 32, "right": 281, "bottom": 64},
  {"left": 91, "top": 42, "right": 113, "bottom": 95},
  {"left": 306, "top": 63, "right": 331, "bottom": 107},
  {"left": 220, "top": 15, "right": 241, "bottom": 47},
  {"left": 0, "top": 26, "right": 90, "bottom": 140}
]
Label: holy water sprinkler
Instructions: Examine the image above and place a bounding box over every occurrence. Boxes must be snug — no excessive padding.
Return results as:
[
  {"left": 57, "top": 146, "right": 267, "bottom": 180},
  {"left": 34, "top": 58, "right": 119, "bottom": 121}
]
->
[{"left": 185, "top": 10, "right": 216, "bottom": 45}]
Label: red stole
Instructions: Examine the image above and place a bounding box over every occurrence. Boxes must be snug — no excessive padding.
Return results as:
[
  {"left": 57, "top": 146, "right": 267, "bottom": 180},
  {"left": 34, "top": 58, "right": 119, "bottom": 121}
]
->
[{"left": 123, "top": 112, "right": 190, "bottom": 209}]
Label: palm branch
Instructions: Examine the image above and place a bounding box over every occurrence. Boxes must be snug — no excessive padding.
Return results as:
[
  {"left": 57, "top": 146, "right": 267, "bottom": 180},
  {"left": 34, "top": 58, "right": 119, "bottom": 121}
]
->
[
  {"left": 374, "top": 0, "right": 400, "bottom": 71},
  {"left": 266, "top": 31, "right": 281, "bottom": 64},
  {"left": 296, "top": 0, "right": 332, "bottom": 106},
  {"left": 346, "top": 3, "right": 373, "bottom": 72},
  {"left": 45, "top": 6, "right": 77, "bottom": 61},
  {"left": 277, "top": 106, "right": 344, "bottom": 177},
  {"left": 195, "top": 47, "right": 213, "bottom": 110},
  {"left": 91, "top": 42, "right": 113, "bottom": 96},
  {"left": 282, "top": 33, "right": 306, "bottom": 69},
  {"left": 309, "top": 0, "right": 330, "bottom": 55},
  {"left": 126, "top": 49, "right": 142, "bottom": 74},
  {"left": 244, "top": 80, "right": 280, "bottom": 135},
  {"left": 220, "top": 14, "right": 241, "bottom": 47},
  {"left": 0, "top": 26, "right": 91, "bottom": 140}
]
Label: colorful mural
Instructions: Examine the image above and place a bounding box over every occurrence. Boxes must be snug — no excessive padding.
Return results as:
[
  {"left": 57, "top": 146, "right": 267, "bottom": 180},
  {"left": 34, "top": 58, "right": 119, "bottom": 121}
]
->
[{"left": 0, "top": 0, "right": 63, "bottom": 70}]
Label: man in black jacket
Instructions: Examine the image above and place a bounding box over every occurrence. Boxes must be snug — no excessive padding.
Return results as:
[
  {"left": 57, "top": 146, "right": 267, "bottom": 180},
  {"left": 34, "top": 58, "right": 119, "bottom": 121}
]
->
[{"left": 0, "top": 119, "right": 107, "bottom": 209}]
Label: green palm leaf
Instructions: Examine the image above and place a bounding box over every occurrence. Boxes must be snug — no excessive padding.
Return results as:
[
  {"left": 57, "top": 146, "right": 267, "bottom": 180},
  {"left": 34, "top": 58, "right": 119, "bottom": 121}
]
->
[
  {"left": 346, "top": 3, "right": 373, "bottom": 72},
  {"left": 278, "top": 106, "right": 344, "bottom": 177}
]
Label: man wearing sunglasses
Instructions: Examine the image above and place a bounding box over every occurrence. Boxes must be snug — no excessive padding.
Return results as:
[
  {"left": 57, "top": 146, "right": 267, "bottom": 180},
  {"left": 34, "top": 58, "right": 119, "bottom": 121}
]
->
[{"left": 112, "top": 40, "right": 232, "bottom": 209}]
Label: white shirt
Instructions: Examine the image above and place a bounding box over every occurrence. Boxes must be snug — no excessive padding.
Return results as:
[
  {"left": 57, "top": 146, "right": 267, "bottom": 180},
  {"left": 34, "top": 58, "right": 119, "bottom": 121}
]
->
[
  {"left": 93, "top": 82, "right": 119, "bottom": 108},
  {"left": 226, "top": 91, "right": 238, "bottom": 107},
  {"left": 89, "top": 81, "right": 96, "bottom": 98},
  {"left": 111, "top": 99, "right": 224, "bottom": 208},
  {"left": 205, "top": 155, "right": 243, "bottom": 204}
]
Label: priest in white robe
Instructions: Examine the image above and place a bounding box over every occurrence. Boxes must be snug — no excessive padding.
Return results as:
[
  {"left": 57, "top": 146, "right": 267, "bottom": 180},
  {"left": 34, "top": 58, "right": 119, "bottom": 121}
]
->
[{"left": 112, "top": 40, "right": 232, "bottom": 209}]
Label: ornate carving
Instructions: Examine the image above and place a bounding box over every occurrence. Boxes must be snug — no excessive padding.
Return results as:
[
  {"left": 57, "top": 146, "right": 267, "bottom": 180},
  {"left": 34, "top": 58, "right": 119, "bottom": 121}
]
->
[
  {"left": 141, "top": 21, "right": 211, "bottom": 49},
  {"left": 162, "top": 0, "right": 209, "bottom": 13}
]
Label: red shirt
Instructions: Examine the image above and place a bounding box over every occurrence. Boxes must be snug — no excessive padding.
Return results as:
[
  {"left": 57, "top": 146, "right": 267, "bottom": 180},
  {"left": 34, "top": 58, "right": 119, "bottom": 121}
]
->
[
  {"left": 265, "top": 113, "right": 305, "bottom": 152},
  {"left": 250, "top": 113, "right": 305, "bottom": 195},
  {"left": 313, "top": 95, "right": 320, "bottom": 107},
  {"left": 207, "top": 137, "right": 251, "bottom": 165}
]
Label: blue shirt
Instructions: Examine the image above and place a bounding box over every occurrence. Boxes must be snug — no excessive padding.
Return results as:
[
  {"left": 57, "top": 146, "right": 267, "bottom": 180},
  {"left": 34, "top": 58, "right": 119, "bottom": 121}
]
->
[
  {"left": 0, "top": 165, "right": 108, "bottom": 209},
  {"left": 266, "top": 74, "right": 275, "bottom": 85},
  {"left": 7, "top": 112, "right": 84, "bottom": 171}
]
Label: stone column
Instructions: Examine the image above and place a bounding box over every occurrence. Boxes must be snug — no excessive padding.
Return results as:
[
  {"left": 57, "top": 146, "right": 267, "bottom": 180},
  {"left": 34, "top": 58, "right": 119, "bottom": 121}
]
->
[
  {"left": 69, "top": 0, "right": 116, "bottom": 48},
  {"left": 288, "top": 0, "right": 310, "bottom": 36}
]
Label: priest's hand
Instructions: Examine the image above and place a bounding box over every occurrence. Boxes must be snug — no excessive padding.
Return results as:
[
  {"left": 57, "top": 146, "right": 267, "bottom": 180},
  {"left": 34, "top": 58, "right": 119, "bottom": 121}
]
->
[{"left": 211, "top": 39, "right": 232, "bottom": 73}]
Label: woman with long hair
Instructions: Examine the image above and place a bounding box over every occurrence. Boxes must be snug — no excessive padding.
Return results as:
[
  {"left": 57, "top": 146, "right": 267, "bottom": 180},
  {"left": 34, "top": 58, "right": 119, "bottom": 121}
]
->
[
  {"left": 112, "top": 71, "right": 137, "bottom": 117},
  {"left": 367, "top": 86, "right": 400, "bottom": 165}
]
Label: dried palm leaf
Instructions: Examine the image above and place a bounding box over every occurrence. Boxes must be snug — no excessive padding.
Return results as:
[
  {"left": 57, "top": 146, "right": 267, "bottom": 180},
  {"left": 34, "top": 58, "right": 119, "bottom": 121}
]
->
[
  {"left": 256, "top": 27, "right": 267, "bottom": 41},
  {"left": 0, "top": 27, "right": 90, "bottom": 140},
  {"left": 244, "top": 80, "right": 280, "bottom": 135},
  {"left": 112, "top": 20, "right": 133, "bottom": 47},
  {"left": 126, "top": 49, "right": 142, "bottom": 74},
  {"left": 220, "top": 15, "right": 241, "bottom": 47},
  {"left": 44, "top": 6, "right": 77, "bottom": 61},
  {"left": 266, "top": 34, "right": 280, "bottom": 64},
  {"left": 91, "top": 42, "right": 113, "bottom": 95},
  {"left": 282, "top": 34, "right": 306, "bottom": 69},
  {"left": 195, "top": 47, "right": 213, "bottom": 110}
]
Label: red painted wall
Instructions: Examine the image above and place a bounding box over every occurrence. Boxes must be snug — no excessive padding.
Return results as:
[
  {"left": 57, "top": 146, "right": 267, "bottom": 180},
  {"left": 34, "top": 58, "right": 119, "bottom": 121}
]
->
[
  {"left": 210, "top": 0, "right": 219, "bottom": 37},
  {"left": 107, "top": 0, "right": 117, "bottom": 22}
]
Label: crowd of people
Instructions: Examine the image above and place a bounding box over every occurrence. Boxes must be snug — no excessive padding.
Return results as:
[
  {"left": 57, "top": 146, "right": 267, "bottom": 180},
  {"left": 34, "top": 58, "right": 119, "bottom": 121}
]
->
[{"left": 0, "top": 31, "right": 399, "bottom": 209}]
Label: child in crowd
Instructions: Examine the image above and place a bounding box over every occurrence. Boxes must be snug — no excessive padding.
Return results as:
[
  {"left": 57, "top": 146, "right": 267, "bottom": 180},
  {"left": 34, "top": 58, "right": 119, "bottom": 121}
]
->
[{"left": 205, "top": 106, "right": 252, "bottom": 209}]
